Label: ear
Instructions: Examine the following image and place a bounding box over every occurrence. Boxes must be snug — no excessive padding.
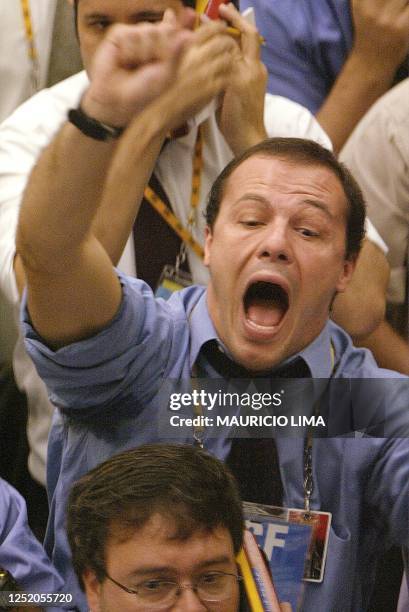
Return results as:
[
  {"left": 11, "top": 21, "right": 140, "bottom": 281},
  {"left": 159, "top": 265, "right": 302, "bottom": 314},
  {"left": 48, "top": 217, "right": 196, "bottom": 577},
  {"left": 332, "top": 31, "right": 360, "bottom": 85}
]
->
[
  {"left": 335, "top": 257, "right": 356, "bottom": 293},
  {"left": 204, "top": 226, "right": 213, "bottom": 267},
  {"left": 82, "top": 569, "right": 103, "bottom": 612}
]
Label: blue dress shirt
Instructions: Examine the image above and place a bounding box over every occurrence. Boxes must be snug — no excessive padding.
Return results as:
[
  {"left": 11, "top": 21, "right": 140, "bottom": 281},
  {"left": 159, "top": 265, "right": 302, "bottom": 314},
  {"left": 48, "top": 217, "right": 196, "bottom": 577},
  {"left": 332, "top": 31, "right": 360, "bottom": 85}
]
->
[
  {"left": 22, "top": 273, "right": 409, "bottom": 611},
  {"left": 241, "top": 0, "right": 409, "bottom": 114},
  {"left": 240, "top": 0, "right": 353, "bottom": 113},
  {"left": 0, "top": 479, "right": 66, "bottom": 607}
]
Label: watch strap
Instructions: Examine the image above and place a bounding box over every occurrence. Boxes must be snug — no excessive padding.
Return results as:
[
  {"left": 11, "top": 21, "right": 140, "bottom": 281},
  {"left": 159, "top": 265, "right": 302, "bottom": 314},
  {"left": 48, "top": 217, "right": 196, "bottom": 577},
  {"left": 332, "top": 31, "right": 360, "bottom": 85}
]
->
[{"left": 68, "top": 106, "right": 124, "bottom": 141}]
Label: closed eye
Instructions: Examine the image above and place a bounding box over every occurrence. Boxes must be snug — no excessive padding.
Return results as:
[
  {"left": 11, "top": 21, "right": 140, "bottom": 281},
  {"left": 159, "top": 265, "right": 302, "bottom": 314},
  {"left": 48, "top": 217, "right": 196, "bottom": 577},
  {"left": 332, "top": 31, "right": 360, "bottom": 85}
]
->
[
  {"left": 132, "top": 12, "right": 165, "bottom": 23},
  {"left": 240, "top": 220, "right": 264, "bottom": 227},
  {"left": 87, "top": 18, "right": 112, "bottom": 31}
]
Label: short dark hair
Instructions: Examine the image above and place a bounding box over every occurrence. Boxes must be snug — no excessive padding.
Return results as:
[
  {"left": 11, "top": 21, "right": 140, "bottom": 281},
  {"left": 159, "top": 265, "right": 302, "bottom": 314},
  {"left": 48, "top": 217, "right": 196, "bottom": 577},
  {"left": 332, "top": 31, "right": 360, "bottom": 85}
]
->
[
  {"left": 73, "top": 1, "right": 240, "bottom": 24},
  {"left": 67, "top": 444, "right": 244, "bottom": 589},
  {"left": 73, "top": 0, "right": 198, "bottom": 36},
  {"left": 206, "top": 137, "right": 366, "bottom": 260},
  {"left": 74, "top": 0, "right": 198, "bottom": 24}
]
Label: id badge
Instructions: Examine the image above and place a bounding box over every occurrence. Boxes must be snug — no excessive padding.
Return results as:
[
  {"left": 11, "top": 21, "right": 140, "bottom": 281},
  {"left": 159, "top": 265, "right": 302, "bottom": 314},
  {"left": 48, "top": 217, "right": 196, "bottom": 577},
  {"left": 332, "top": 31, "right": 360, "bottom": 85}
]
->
[
  {"left": 243, "top": 501, "right": 332, "bottom": 587},
  {"left": 155, "top": 265, "right": 192, "bottom": 300},
  {"left": 288, "top": 508, "right": 332, "bottom": 583}
]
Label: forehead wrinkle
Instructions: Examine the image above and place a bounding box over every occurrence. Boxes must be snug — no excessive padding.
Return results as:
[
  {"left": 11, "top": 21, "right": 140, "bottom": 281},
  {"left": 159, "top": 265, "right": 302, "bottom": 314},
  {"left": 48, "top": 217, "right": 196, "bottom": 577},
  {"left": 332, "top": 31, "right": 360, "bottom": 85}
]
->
[
  {"left": 81, "top": 9, "right": 164, "bottom": 18},
  {"left": 231, "top": 192, "right": 338, "bottom": 221},
  {"left": 230, "top": 155, "right": 343, "bottom": 195},
  {"left": 234, "top": 193, "right": 270, "bottom": 206}
]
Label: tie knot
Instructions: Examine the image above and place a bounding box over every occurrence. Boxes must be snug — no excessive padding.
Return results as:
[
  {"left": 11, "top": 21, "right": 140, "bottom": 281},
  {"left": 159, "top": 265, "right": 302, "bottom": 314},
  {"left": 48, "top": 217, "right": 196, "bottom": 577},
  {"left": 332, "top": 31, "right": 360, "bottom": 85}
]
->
[{"left": 201, "top": 340, "right": 310, "bottom": 380}]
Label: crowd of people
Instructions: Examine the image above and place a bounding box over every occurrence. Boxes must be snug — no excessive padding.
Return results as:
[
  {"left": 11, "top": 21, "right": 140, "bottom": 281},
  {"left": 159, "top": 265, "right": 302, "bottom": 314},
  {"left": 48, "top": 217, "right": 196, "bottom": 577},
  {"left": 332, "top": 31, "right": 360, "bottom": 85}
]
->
[{"left": 0, "top": 1, "right": 408, "bottom": 611}]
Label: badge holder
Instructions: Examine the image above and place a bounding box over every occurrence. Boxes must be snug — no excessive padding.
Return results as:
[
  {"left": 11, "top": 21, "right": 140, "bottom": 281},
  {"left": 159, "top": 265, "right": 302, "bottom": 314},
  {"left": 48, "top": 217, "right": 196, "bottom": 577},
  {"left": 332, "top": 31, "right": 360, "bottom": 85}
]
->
[
  {"left": 243, "top": 500, "right": 332, "bottom": 586},
  {"left": 155, "top": 264, "right": 193, "bottom": 300}
]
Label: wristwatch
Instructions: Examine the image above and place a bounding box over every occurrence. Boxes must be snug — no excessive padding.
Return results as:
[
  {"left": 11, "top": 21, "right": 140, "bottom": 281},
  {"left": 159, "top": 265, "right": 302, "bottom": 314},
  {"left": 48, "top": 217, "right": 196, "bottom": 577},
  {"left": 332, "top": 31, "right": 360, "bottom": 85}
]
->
[{"left": 68, "top": 105, "right": 124, "bottom": 141}]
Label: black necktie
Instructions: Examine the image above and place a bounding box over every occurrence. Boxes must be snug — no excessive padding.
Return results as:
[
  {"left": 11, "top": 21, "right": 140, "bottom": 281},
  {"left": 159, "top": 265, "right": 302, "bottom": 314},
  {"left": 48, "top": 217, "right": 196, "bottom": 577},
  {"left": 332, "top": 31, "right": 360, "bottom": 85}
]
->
[
  {"left": 133, "top": 174, "right": 190, "bottom": 290},
  {"left": 202, "top": 340, "right": 310, "bottom": 506},
  {"left": 201, "top": 341, "right": 310, "bottom": 379}
]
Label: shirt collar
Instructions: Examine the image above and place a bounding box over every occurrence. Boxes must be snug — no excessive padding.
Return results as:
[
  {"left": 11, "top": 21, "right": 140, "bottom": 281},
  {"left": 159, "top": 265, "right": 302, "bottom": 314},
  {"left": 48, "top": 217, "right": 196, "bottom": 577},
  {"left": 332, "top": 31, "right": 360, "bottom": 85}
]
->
[
  {"left": 189, "top": 290, "right": 335, "bottom": 378},
  {"left": 287, "top": 322, "right": 334, "bottom": 379},
  {"left": 188, "top": 290, "right": 219, "bottom": 369}
]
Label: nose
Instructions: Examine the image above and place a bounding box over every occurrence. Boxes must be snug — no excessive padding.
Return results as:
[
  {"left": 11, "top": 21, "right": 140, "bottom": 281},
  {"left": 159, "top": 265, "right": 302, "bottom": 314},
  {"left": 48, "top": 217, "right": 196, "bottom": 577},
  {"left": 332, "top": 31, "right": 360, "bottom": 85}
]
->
[
  {"left": 257, "top": 220, "right": 293, "bottom": 264},
  {"left": 172, "top": 586, "right": 207, "bottom": 612}
]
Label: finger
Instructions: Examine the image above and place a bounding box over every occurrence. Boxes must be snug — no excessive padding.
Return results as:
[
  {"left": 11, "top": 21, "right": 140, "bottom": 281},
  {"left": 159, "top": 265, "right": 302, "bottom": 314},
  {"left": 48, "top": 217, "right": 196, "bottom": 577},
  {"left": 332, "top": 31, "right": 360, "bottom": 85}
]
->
[
  {"left": 166, "top": 31, "right": 194, "bottom": 73},
  {"left": 162, "top": 7, "right": 178, "bottom": 26},
  {"left": 122, "top": 40, "right": 193, "bottom": 110},
  {"left": 161, "top": 8, "right": 194, "bottom": 61},
  {"left": 178, "top": 39, "right": 234, "bottom": 98},
  {"left": 178, "top": 7, "right": 197, "bottom": 30},
  {"left": 106, "top": 24, "right": 162, "bottom": 67},
  {"left": 111, "top": 23, "right": 187, "bottom": 67},
  {"left": 183, "top": 33, "right": 236, "bottom": 75},
  {"left": 218, "top": 2, "right": 261, "bottom": 59},
  {"left": 192, "top": 19, "right": 229, "bottom": 44}
]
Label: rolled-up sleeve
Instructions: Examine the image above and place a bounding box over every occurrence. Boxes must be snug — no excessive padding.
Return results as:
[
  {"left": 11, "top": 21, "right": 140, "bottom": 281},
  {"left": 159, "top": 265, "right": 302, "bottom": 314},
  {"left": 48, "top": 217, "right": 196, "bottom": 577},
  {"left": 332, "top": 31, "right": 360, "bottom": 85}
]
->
[{"left": 22, "top": 273, "right": 177, "bottom": 415}]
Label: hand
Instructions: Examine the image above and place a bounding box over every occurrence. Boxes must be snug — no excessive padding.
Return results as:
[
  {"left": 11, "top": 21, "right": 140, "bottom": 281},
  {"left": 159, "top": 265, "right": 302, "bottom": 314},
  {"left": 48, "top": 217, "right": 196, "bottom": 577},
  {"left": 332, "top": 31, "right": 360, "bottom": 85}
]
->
[
  {"left": 158, "top": 20, "right": 236, "bottom": 131},
  {"left": 81, "top": 9, "right": 195, "bottom": 127},
  {"left": 351, "top": 0, "right": 409, "bottom": 76},
  {"left": 216, "top": 2, "right": 268, "bottom": 155}
]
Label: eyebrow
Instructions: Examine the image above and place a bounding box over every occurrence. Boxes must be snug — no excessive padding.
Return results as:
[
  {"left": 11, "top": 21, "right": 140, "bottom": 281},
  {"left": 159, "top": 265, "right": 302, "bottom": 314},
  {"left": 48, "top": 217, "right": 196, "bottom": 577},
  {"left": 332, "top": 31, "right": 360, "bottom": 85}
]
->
[
  {"left": 127, "top": 556, "right": 232, "bottom": 578},
  {"left": 235, "top": 193, "right": 335, "bottom": 219},
  {"left": 302, "top": 198, "right": 335, "bottom": 219}
]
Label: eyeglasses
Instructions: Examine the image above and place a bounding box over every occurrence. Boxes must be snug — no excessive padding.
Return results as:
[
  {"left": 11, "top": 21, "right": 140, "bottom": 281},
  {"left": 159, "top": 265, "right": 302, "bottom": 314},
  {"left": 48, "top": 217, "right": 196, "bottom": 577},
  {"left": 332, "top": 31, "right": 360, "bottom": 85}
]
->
[{"left": 104, "top": 570, "right": 243, "bottom": 609}]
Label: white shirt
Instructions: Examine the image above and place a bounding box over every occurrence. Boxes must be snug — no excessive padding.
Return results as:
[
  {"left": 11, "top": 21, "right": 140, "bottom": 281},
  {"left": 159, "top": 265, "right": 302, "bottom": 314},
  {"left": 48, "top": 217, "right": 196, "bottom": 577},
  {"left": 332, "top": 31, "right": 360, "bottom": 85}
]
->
[
  {"left": 0, "top": 1, "right": 58, "bottom": 365},
  {"left": 341, "top": 78, "right": 409, "bottom": 306},
  {"left": 0, "top": 70, "right": 371, "bottom": 484},
  {"left": 0, "top": 0, "right": 57, "bottom": 123}
]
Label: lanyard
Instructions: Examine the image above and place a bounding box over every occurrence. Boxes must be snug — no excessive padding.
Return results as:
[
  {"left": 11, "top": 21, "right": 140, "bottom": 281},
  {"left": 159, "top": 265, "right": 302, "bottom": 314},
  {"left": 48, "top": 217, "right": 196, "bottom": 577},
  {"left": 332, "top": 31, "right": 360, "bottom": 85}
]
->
[
  {"left": 143, "top": 126, "right": 204, "bottom": 262},
  {"left": 20, "top": 0, "right": 40, "bottom": 92},
  {"left": 303, "top": 342, "right": 336, "bottom": 516}
]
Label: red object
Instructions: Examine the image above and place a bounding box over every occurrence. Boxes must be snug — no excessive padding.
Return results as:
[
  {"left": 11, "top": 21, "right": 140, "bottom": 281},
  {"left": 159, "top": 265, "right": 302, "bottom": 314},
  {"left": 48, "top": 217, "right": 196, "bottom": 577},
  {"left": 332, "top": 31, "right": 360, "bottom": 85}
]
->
[{"left": 205, "top": 0, "right": 229, "bottom": 20}]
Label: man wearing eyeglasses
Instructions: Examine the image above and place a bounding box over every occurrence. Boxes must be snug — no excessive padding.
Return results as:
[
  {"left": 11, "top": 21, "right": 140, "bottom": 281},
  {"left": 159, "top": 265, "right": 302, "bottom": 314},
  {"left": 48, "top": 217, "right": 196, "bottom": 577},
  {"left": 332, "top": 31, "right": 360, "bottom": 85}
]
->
[{"left": 67, "top": 444, "right": 290, "bottom": 612}]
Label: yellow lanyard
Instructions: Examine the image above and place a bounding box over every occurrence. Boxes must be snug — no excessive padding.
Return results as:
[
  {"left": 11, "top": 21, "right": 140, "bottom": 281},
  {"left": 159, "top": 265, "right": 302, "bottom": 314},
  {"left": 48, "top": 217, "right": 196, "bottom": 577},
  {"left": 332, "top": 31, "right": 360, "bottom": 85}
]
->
[
  {"left": 20, "top": 0, "right": 40, "bottom": 92},
  {"left": 143, "top": 126, "right": 205, "bottom": 261}
]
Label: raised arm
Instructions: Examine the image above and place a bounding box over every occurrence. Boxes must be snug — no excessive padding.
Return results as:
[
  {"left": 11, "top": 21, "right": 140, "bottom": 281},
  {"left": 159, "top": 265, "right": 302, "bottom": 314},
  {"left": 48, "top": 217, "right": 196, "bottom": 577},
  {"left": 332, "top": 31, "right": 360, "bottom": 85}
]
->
[
  {"left": 316, "top": 0, "right": 409, "bottom": 153},
  {"left": 216, "top": 3, "right": 268, "bottom": 155},
  {"left": 17, "top": 17, "right": 235, "bottom": 349},
  {"left": 13, "top": 12, "right": 192, "bottom": 298}
]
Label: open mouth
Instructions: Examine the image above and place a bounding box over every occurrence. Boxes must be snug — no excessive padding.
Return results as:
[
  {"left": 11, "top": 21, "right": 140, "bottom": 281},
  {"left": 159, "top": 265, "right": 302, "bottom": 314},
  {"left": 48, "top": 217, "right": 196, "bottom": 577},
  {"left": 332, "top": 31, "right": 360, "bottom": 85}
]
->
[{"left": 243, "top": 281, "right": 289, "bottom": 328}]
